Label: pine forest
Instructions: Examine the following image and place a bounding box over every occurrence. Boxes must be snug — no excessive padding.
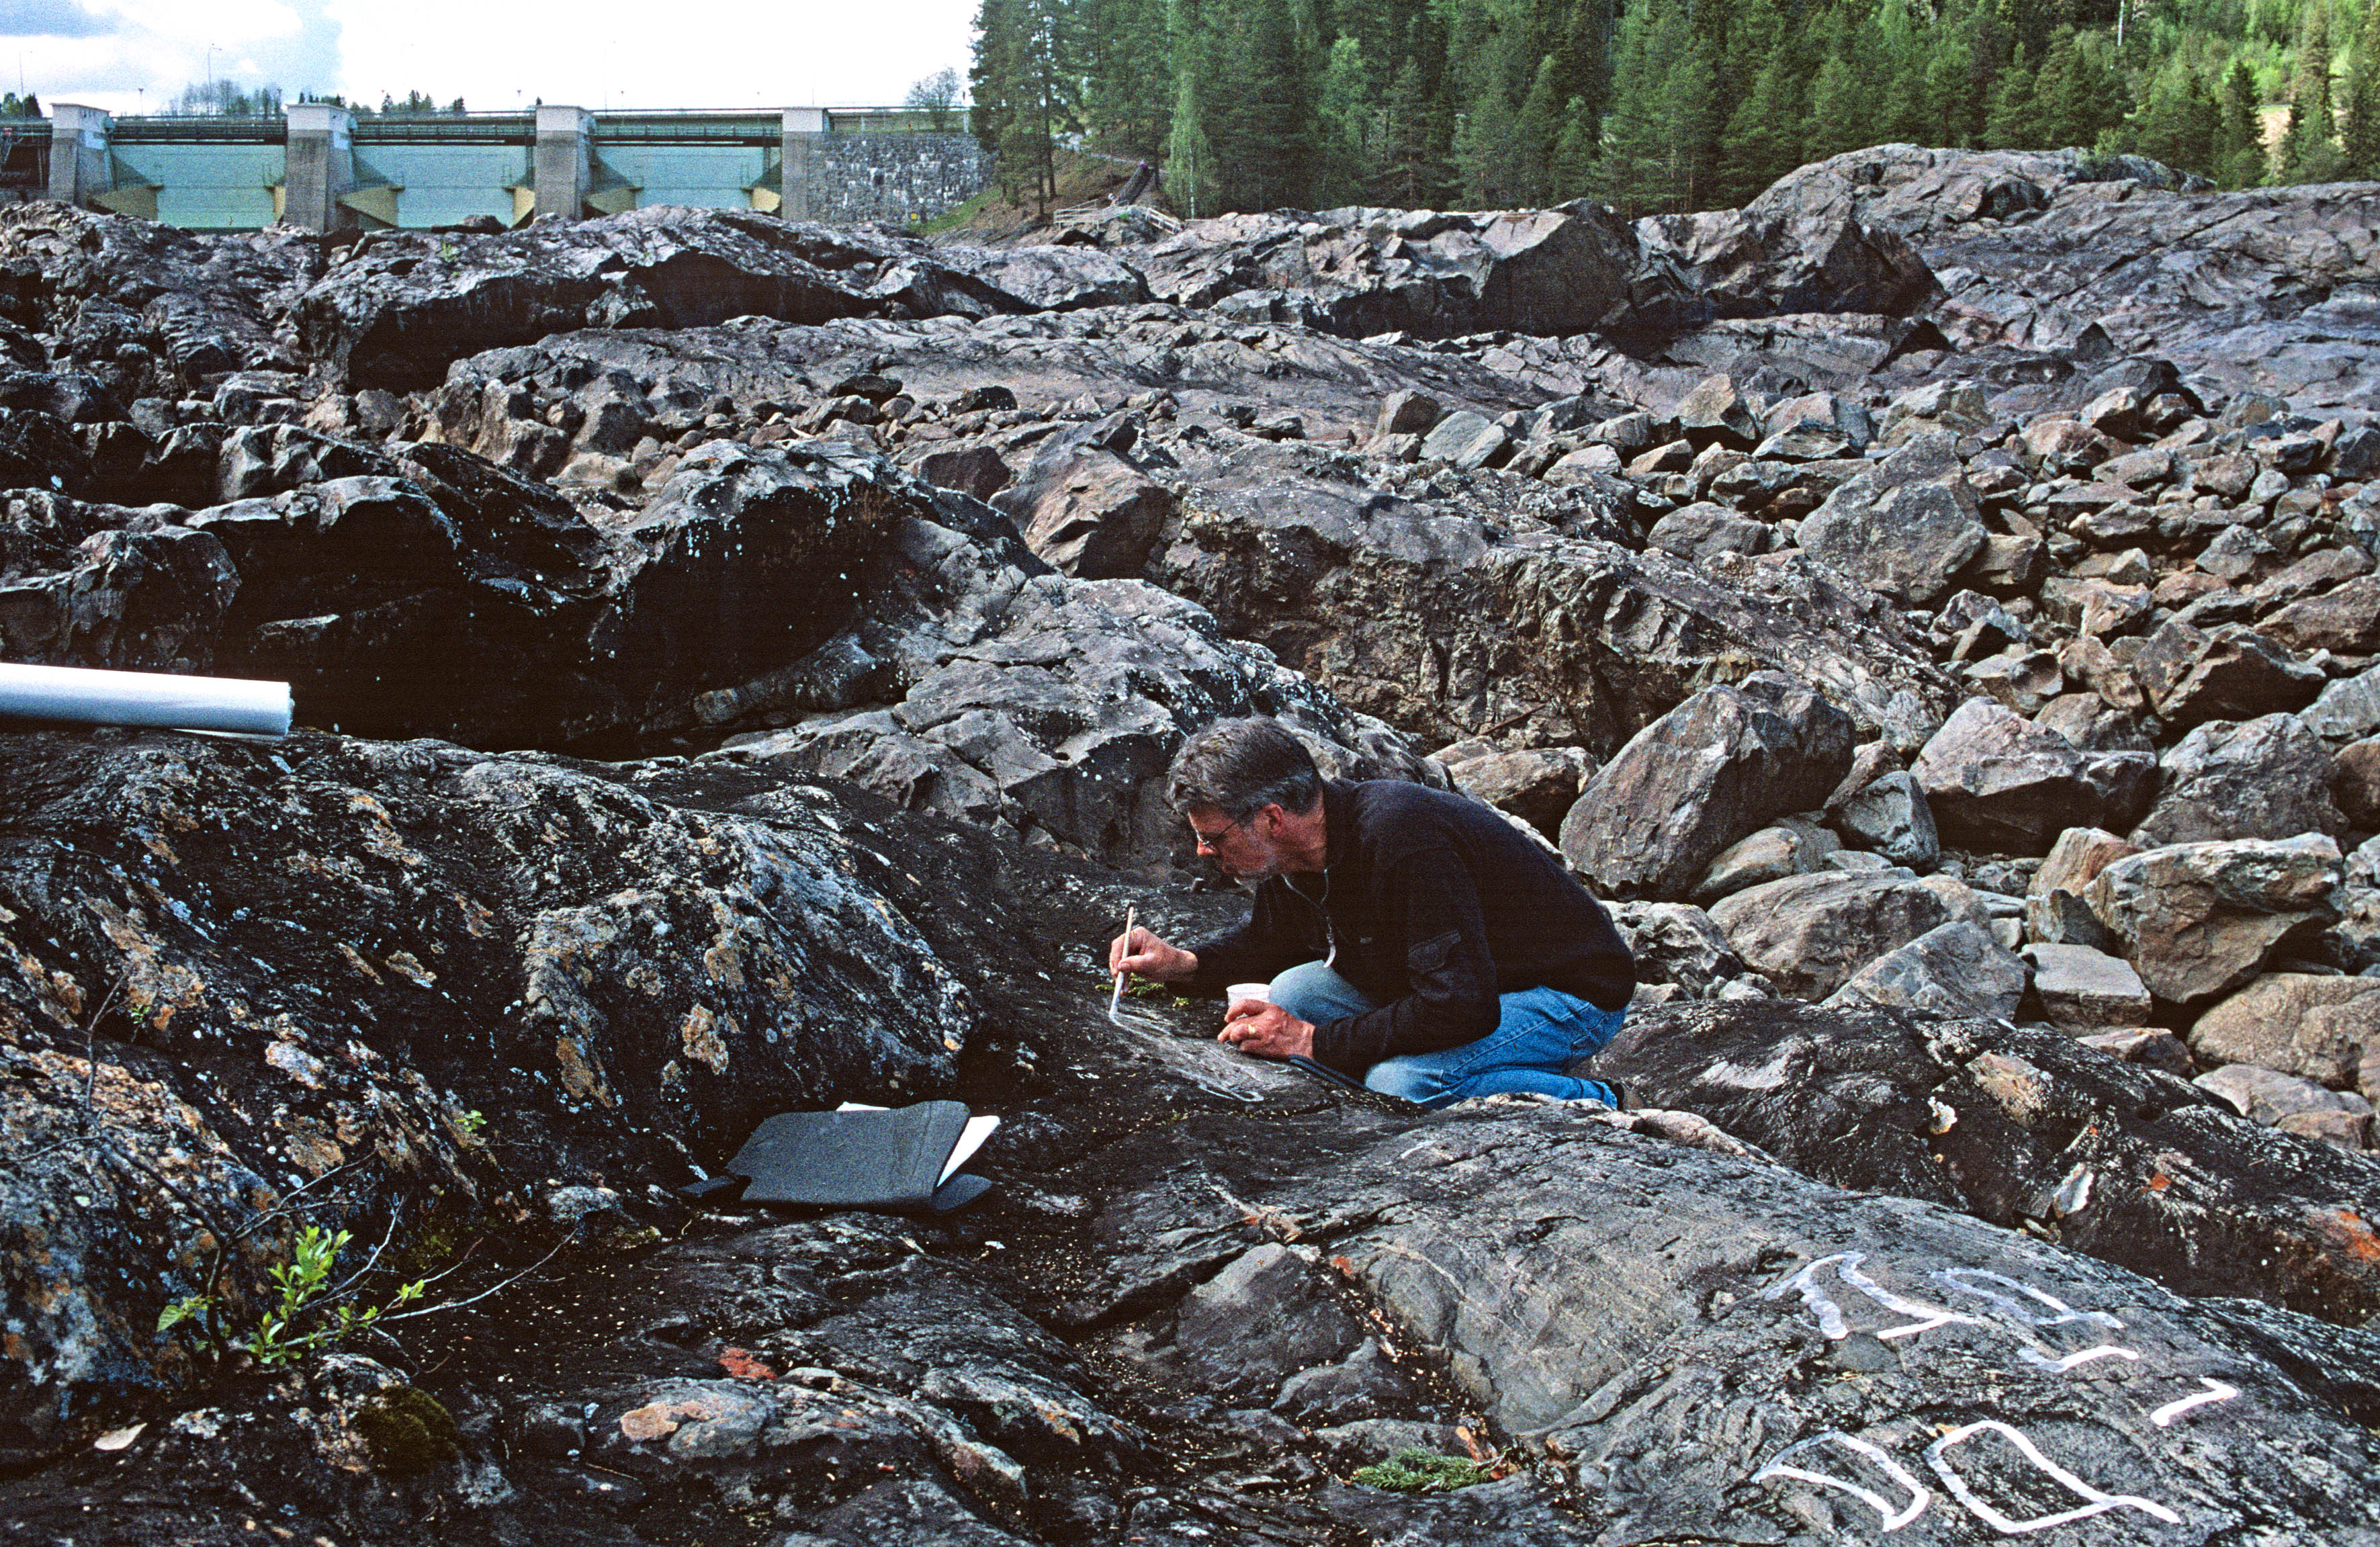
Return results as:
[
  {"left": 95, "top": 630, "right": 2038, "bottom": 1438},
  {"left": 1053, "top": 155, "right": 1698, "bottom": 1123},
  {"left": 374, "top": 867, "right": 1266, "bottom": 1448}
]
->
[{"left": 968, "top": 0, "right": 2380, "bottom": 218}]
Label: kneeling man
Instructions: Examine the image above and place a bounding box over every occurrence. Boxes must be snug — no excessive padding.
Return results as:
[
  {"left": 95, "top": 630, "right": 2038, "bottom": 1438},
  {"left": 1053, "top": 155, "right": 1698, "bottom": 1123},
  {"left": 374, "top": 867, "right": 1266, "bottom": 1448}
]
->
[{"left": 1110, "top": 717, "right": 1635, "bottom": 1106}]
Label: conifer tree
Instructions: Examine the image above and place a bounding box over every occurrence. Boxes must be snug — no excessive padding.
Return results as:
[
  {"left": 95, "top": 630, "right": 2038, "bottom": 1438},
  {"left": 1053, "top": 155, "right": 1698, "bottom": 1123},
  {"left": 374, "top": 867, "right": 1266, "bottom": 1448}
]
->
[
  {"left": 1803, "top": 12, "right": 1876, "bottom": 163},
  {"left": 2344, "top": 1, "right": 2380, "bottom": 176},
  {"left": 2279, "top": 3, "right": 2342, "bottom": 181},
  {"left": 1512, "top": 55, "right": 1567, "bottom": 205},
  {"left": 1083, "top": 0, "right": 1174, "bottom": 157},
  {"left": 1663, "top": 31, "right": 1723, "bottom": 210},
  {"left": 1982, "top": 42, "right": 2036, "bottom": 148},
  {"left": 1376, "top": 50, "right": 1449, "bottom": 208},
  {"left": 1551, "top": 93, "right": 1599, "bottom": 198},
  {"left": 2215, "top": 56, "right": 2270, "bottom": 187},
  {"left": 1593, "top": 0, "right": 1668, "bottom": 215},
  {"left": 1228, "top": 0, "right": 1321, "bottom": 210},
  {"left": 1315, "top": 35, "right": 1379, "bottom": 207},
  {"left": 1718, "top": 49, "right": 1804, "bottom": 204}
]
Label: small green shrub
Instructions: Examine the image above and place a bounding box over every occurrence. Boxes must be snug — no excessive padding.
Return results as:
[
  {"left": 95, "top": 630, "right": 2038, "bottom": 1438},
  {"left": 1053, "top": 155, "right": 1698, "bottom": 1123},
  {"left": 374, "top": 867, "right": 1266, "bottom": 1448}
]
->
[
  {"left": 159, "top": 1224, "right": 424, "bottom": 1367},
  {"left": 1350, "top": 1447, "right": 1497, "bottom": 1493}
]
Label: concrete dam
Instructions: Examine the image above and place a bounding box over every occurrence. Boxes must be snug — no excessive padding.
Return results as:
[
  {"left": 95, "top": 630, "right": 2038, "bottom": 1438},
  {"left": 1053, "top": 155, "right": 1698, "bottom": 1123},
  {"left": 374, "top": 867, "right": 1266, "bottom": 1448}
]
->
[{"left": 6, "top": 103, "right": 994, "bottom": 231}]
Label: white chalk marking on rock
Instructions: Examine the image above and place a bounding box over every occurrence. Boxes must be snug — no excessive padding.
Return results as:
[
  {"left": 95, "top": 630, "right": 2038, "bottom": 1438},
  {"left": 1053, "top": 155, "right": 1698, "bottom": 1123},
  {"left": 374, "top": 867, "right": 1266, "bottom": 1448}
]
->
[
  {"left": 2017, "top": 1343, "right": 2142, "bottom": 1372},
  {"left": 1930, "top": 1268, "right": 2126, "bottom": 1331},
  {"left": 1924, "top": 1420, "right": 2182, "bottom": 1534},
  {"left": 2150, "top": 1378, "right": 2240, "bottom": 1427},
  {"left": 1754, "top": 1430, "right": 1929, "bottom": 1531},
  {"left": 1762, "top": 1251, "right": 1988, "bottom": 1341}
]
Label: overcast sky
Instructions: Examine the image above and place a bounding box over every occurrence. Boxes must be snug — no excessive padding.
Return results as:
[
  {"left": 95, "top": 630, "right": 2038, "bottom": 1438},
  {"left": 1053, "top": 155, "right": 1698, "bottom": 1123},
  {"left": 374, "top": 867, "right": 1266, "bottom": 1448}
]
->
[{"left": 0, "top": 0, "right": 979, "bottom": 115}]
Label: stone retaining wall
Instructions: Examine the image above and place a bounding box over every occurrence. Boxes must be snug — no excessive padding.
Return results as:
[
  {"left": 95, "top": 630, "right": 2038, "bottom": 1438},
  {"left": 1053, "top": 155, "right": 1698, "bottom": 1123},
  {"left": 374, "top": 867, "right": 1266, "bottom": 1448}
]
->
[{"left": 805, "top": 133, "right": 991, "bottom": 226}]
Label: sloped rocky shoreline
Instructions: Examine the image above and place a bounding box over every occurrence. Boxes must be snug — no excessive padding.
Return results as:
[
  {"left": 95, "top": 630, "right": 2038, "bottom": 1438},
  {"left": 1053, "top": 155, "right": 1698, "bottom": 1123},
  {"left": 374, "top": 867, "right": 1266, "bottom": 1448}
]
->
[{"left": 2, "top": 147, "right": 2379, "bottom": 1543}]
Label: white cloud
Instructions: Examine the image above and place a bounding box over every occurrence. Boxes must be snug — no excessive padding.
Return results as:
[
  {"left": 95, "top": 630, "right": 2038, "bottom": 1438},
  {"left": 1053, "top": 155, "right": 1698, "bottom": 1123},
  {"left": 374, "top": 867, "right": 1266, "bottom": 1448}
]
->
[{"left": 0, "top": 0, "right": 978, "bottom": 115}]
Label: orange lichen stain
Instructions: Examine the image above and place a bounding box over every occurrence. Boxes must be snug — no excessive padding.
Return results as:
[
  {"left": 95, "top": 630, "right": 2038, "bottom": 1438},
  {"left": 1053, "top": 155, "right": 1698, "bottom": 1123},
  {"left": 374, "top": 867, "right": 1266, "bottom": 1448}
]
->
[
  {"left": 335, "top": 944, "right": 383, "bottom": 983},
  {"left": 554, "top": 1036, "right": 616, "bottom": 1107},
  {"left": 2146, "top": 1173, "right": 2172, "bottom": 1192},
  {"left": 717, "top": 1348, "right": 776, "bottom": 1381},
  {"left": 451, "top": 893, "right": 496, "bottom": 938},
  {"left": 618, "top": 1403, "right": 680, "bottom": 1443},
  {"left": 2316, "top": 1208, "right": 2380, "bottom": 1264},
  {"left": 679, "top": 1005, "right": 731, "bottom": 1074}
]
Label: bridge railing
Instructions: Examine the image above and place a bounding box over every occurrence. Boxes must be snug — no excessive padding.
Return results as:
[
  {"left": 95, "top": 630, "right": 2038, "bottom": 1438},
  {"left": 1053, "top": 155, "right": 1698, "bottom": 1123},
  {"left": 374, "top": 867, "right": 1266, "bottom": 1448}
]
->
[{"left": 99, "top": 105, "right": 967, "bottom": 145}]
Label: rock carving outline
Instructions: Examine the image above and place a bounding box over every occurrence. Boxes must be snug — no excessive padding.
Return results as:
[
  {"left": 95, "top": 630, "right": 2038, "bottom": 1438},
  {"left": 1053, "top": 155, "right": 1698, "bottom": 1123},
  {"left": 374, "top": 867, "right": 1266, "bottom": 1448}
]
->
[
  {"left": 1923, "top": 1419, "right": 2183, "bottom": 1534},
  {"left": 2150, "top": 1378, "right": 2240, "bottom": 1427},
  {"left": 1761, "top": 1251, "right": 1989, "bottom": 1341},
  {"left": 1753, "top": 1429, "right": 1931, "bottom": 1531}
]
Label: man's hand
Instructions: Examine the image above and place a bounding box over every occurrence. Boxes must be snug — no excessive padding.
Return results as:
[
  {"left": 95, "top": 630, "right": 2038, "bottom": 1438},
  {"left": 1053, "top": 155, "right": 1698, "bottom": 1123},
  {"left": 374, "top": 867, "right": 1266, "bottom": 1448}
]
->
[
  {"left": 1220, "top": 999, "right": 1315, "bottom": 1060},
  {"left": 1110, "top": 926, "right": 1196, "bottom": 983}
]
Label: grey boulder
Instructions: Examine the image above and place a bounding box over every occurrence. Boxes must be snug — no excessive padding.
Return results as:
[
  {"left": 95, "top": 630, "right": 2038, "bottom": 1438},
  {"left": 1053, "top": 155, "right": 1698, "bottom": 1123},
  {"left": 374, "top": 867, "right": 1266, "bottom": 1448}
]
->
[
  {"left": 1708, "top": 869, "right": 1982, "bottom": 1000},
  {"left": 2085, "top": 835, "right": 2343, "bottom": 1005},
  {"left": 1826, "top": 919, "right": 2027, "bottom": 1022},
  {"left": 1560, "top": 672, "right": 1853, "bottom": 900},
  {"left": 2130, "top": 713, "right": 2344, "bottom": 847}
]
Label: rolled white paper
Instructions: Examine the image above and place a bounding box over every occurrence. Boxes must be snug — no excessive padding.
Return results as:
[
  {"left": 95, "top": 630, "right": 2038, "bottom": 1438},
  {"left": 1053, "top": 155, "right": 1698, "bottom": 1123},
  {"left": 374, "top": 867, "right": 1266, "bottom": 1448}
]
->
[{"left": 0, "top": 662, "right": 293, "bottom": 737}]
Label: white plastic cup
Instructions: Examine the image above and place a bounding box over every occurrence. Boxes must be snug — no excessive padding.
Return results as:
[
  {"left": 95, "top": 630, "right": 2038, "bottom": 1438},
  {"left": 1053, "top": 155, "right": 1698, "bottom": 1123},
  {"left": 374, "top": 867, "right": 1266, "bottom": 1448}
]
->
[{"left": 1226, "top": 983, "right": 1272, "bottom": 1006}]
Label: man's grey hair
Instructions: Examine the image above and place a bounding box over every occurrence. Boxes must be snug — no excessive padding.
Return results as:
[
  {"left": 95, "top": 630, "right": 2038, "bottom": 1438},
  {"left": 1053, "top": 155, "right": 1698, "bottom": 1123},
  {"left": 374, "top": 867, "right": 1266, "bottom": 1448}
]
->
[{"left": 1167, "top": 717, "right": 1324, "bottom": 821}]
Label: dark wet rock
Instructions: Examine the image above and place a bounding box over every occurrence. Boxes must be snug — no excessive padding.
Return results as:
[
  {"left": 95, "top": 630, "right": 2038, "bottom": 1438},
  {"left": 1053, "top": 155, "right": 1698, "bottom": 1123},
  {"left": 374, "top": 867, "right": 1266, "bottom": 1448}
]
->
[
  {"left": 0, "top": 732, "right": 976, "bottom": 1462},
  {"left": 1691, "top": 819, "right": 1841, "bottom": 906},
  {"left": 433, "top": 303, "right": 1542, "bottom": 447},
  {"left": 1827, "top": 768, "right": 1940, "bottom": 868},
  {"left": 2261, "top": 574, "right": 2380, "bottom": 655},
  {"left": 993, "top": 421, "right": 1178, "bottom": 579},
  {"left": 1172, "top": 1243, "right": 1366, "bottom": 1402},
  {"left": 1911, "top": 699, "right": 2146, "bottom": 854},
  {"left": 1558, "top": 672, "right": 1853, "bottom": 900},
  {"left": 1759, "top": 146, "right": 2380, "bottom": 412},
  {"left": 708, "top": 470, "right": 1434, "bottom": 871},
  {"left": 296, "top": 210, "right": 1038, "bottom": 393},
  {"left": 1593, "top": 997, "right": 2380, "bottom": 1323},
  {"left": 1642, "top": 499, "right": 1775, "bottom": 562},
  {"left": 1608, "top": 900, "right": 1766, "bottom": 1001},
  {"left": 0, "top": 202, "right": 318, "bottom": 397},
  {"left": 0, "top": 524, "right": 238, "bottom": 670},
  {"left": 1131, "top": 204, "right": 1652, "bottom": 342},
  {"left": 1076, "top": 1096, "right": 2380, "bottom": 1542}
]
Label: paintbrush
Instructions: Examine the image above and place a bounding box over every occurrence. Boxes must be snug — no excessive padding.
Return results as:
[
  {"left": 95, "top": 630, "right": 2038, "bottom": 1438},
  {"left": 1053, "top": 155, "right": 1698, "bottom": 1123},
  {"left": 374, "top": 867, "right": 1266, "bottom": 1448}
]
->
[{"left": 1109, "top": 904, "right": 1135, "bottom": 1022}]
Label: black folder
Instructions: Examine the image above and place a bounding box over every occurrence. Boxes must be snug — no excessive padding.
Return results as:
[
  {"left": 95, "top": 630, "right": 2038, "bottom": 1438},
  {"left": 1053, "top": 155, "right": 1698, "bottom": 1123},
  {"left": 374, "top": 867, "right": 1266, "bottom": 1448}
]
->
[{"left": 714, "top": 1101, "right": 994, "bottom": 1214}]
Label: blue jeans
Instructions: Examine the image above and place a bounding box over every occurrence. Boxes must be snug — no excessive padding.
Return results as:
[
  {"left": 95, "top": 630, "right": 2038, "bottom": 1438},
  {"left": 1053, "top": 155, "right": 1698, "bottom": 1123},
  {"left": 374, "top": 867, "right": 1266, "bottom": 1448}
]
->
[{"left": 1265, "top": 960, "right": 1625, "bottom": 1108}]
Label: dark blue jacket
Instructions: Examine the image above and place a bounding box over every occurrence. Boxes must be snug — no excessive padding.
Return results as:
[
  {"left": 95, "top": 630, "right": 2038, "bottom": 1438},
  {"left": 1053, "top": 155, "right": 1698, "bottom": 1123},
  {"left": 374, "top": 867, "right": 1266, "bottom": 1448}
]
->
[{"left": 1185, "top": 779, "right": 1634, "bottom": 1073}]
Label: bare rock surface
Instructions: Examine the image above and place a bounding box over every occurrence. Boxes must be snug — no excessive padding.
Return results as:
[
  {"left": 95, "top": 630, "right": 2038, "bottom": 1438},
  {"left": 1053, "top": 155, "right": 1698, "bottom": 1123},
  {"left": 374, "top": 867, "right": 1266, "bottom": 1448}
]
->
[
  {"left": 0, "top": 732, "right": 975, "bottom": 1464},
  {"left": 1759, "top": 145, "right": 2380, "bottom": 410},
  {"left": 2189, "top": 973, "right": 2380, "bottom": 1096},
  {"left": 1709, "top": 869, "right": 1978, "bottom": 1001},
  {"left": 1592, "top": 998, "right": 2380, "bottom": 1323}
]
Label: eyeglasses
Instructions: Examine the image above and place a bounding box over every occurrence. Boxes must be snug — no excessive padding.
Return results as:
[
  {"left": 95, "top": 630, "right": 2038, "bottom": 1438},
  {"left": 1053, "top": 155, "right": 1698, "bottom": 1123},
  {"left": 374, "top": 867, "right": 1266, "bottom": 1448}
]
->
[{"left": 1189, "top": 815, "right": 1247, "bottom": 852}]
